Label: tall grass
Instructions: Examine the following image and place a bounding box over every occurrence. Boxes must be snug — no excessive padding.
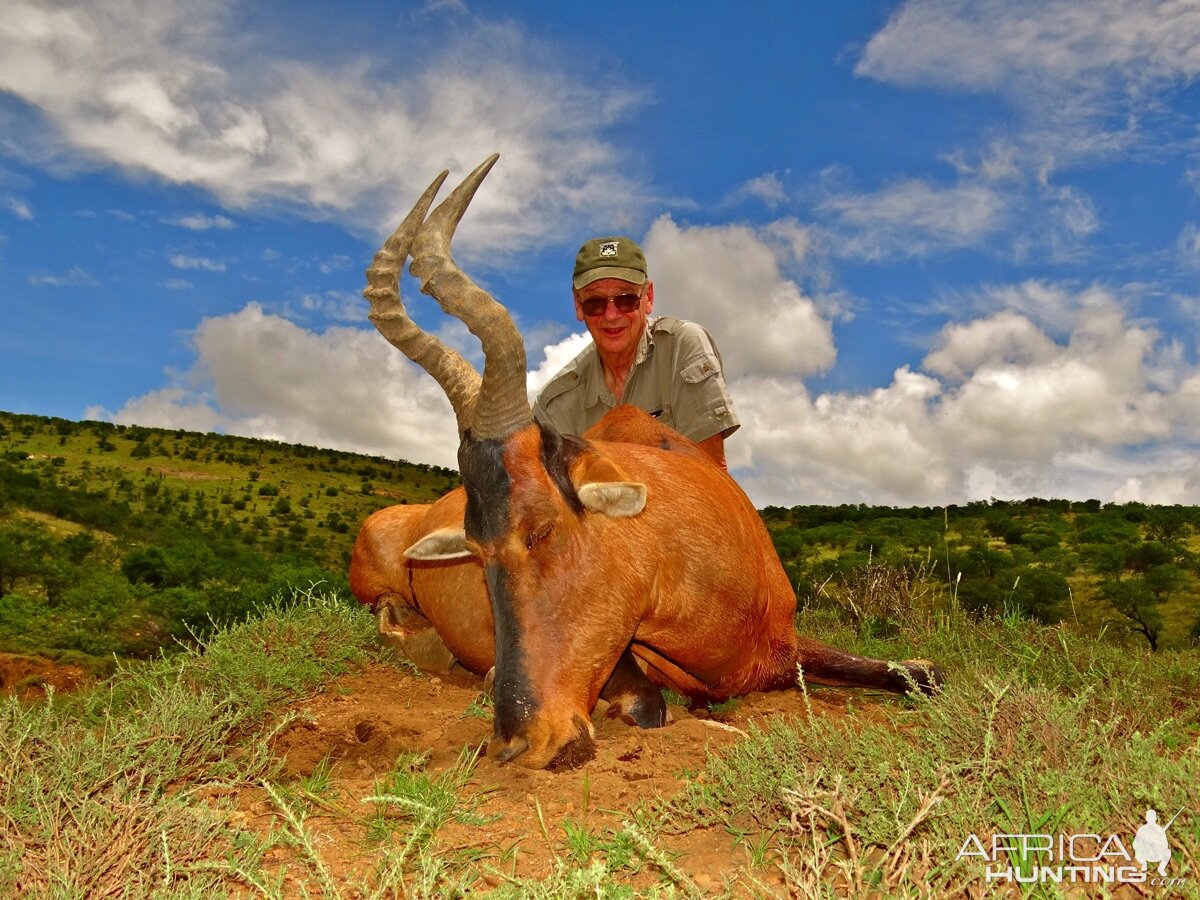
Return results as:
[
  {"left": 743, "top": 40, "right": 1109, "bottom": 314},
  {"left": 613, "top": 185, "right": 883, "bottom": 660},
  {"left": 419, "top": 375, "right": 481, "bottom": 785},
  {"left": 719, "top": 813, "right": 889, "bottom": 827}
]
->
[
  {"left": 663, "top": 605, "right": 1200, "bottom": 895},
  {"left": 0, "top": 587, "right": 375, "bottom": 897},
  {"left": 3, "top": 576, "right": 1197, "bottom": 897}
]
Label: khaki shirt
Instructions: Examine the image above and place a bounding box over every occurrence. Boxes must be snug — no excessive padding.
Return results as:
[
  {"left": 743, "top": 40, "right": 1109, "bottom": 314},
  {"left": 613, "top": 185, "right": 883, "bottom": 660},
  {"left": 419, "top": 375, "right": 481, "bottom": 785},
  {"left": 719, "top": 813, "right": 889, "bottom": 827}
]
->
[{"left": 533, "top": 317, "right": 740, "bottom": 443}]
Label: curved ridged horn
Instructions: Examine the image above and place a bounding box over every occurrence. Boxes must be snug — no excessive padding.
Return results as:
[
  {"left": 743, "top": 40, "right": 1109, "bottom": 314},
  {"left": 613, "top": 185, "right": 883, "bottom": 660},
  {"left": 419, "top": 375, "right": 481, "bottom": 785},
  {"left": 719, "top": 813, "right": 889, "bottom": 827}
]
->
[
  {"left": 409, "top": 153, "right": 533, "bottom": 441},
  {"left": 364, "top": 170, "right": 481, "bottom": 434}
]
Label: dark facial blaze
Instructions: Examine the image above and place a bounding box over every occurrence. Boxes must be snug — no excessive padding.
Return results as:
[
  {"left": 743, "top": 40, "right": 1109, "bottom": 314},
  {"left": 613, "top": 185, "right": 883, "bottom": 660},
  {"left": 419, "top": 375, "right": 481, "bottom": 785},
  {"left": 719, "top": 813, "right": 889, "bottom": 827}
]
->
[
  {"left": 458, "top": 435, "right": 538, "bottom": 748},
  {"left": 460, "top": 425, "right": 604, "bottom": 767}
]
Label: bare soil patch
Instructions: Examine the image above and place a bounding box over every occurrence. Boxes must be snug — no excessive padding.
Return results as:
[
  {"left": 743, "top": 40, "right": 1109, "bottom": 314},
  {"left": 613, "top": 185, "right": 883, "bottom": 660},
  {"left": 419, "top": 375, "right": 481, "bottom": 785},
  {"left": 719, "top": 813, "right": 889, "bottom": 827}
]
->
[
  {"left": 221, "top": 660, "right": 880, "bottom": 894},
  {"left": 0, "top": 652, "right": 91, "bottom": 700}
]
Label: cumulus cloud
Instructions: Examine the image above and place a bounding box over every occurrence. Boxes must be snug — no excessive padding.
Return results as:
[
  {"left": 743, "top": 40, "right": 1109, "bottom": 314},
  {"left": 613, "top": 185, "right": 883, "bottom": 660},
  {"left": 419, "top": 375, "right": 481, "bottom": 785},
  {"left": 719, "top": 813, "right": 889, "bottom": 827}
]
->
[
  {"left": 642, "top": 216, "right": 836, "bottom": 379},
  {"left": 94, "top": 281, "right": 1200, "bottom": 507},
  {"left": 729, "top": 285, "right": 1200, "bottom": 506},
  {"left": 526, "top": 331, "right": 591, "bottom": 399},
  {"left": 0, "top": 0, "right": 647, "bottom": 256},
  {"left": 92, "top": 303, "right": 461, "bottom": 467}
]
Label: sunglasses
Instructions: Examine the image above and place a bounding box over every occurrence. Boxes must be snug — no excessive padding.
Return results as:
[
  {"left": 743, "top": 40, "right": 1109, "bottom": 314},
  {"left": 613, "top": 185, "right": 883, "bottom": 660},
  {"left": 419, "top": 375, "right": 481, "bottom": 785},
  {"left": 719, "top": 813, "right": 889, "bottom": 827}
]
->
[{"left": 579, "top": 292, "right": 643, "bottom": 317}]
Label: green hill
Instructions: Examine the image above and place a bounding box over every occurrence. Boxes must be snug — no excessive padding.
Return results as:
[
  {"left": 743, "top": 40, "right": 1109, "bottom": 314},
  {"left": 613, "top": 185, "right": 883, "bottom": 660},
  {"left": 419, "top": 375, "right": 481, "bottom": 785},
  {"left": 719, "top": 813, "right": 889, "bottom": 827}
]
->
[
  {"left": 2, "top": 409, "right": 1198, "bottom": 689},
  {"left": 0, "top": 410, "right": 459, "bottom": 675}
]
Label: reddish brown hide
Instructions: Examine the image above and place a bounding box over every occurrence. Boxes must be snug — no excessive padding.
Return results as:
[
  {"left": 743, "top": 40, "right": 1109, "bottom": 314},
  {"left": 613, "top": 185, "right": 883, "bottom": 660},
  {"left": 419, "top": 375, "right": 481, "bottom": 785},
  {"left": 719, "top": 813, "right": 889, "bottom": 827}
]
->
[
  {"left": 348, "top": 407, "right": 712, "bottom": 674},
  {"left": 357, "top": 155, "right": 942, "bottom": 770}
]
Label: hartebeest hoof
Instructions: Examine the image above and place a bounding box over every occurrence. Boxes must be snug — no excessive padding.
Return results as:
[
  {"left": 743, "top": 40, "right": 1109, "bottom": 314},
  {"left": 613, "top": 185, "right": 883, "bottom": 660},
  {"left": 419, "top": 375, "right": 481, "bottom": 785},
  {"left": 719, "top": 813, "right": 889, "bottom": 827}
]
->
[
  {"left": 377, "top": 626, "right": 458, "bottom": 674},
  {"left": 893, "top": 659, "right": 945, "bottom": 696},
  {"left": 598, "top": 647, "right": 668, "bottom": 728},
  {"left": 373, "top": 597, "right": 459, "bottom": 672}
]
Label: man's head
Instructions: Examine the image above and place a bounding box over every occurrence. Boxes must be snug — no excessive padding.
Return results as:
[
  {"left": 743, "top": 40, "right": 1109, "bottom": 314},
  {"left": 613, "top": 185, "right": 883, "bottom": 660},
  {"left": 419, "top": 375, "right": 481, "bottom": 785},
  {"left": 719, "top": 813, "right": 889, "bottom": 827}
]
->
[{"left": 572, "top": 237, "right": 654, "bottom": 360}]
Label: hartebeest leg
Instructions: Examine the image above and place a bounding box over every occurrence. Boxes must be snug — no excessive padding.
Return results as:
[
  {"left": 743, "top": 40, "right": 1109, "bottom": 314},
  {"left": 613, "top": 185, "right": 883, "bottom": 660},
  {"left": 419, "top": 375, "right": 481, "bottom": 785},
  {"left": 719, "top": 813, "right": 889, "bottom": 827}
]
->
[
  {"left": 795, "top": 637, "right": 944, "bottom": 696},
  {"left": 376, "top": 595, "right": 458, "bottom": 674},
  {"left": 599, "top": 648, "right": 668, "bottom": 728}
]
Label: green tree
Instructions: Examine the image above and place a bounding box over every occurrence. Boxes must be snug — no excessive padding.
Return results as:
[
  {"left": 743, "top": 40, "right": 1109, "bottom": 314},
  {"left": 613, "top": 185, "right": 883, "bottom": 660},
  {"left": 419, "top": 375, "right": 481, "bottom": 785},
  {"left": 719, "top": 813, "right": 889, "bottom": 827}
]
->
[
  {"left": 1008, "top": 568, "right": 1069, "bottom": 624},
  {"left": 1101, "top": 577, "right": 1163, "bottom": 652},
  {"left": 0, "top": 523, "right": 53, "bottom": 599},
  {"left": 122, "top": 547, "right": 169, "bottom": 586}
]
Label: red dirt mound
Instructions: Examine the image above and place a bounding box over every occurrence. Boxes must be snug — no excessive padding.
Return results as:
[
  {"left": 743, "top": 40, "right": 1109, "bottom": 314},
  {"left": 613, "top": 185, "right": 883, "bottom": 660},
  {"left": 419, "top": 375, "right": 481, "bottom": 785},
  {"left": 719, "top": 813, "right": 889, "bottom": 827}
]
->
[{"left": 223, "top": 660, "right": 875, "bottom": 893}]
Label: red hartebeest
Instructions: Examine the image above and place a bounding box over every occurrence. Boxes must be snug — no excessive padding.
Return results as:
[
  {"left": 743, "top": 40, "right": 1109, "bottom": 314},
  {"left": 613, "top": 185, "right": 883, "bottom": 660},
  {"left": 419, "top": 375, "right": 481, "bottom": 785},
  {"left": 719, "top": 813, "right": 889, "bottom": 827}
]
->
[{"left": 358, "top": 155, "right": 942, "bottom": 769}]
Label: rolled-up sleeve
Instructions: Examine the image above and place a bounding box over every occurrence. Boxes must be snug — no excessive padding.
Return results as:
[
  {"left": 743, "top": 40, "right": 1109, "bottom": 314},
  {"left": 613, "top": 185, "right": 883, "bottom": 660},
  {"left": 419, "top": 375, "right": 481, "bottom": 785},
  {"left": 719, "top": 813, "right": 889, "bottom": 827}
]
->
[{"left": 668, "top": 323, "right": 740, "bottom": 443}]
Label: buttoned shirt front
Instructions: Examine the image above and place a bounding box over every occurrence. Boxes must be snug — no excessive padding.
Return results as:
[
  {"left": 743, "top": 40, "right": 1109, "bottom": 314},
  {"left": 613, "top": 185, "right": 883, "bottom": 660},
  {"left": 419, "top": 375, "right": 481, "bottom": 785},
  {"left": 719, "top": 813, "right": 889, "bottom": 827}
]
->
[{"left": 533, "top": 316, "right": 740, "bottom": 444}]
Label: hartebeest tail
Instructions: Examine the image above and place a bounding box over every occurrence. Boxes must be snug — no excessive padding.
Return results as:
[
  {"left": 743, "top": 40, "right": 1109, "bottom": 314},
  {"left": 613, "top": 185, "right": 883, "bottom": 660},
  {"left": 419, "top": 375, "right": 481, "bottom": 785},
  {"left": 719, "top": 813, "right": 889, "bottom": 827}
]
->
[{"left": 362, "top": 155, "right": 943, "bottom": 768}]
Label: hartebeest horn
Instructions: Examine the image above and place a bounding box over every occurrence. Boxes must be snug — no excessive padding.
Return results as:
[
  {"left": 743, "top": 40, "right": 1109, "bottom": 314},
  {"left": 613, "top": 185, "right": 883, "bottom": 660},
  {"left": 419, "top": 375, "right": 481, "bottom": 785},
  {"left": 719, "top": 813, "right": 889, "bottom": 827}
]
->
[
  {"left": 364, "top": 169, "right": 482, "bottom": 435},
  {"left": 409, "top": 153, "right": 534, "bottom": 441}
]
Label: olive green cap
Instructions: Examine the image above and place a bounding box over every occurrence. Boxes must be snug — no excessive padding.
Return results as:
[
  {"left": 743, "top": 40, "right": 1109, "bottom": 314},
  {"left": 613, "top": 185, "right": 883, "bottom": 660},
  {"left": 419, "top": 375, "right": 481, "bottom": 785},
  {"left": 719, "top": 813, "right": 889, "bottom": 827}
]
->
[{"left": 572, "top": 236, "right": 648, "bottom": 289}]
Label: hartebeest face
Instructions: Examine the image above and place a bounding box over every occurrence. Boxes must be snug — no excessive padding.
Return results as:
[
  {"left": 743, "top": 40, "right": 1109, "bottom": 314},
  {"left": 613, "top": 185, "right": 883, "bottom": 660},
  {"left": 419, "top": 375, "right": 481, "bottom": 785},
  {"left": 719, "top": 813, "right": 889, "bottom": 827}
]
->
[
  {"left": 451, "top": 423, "right": 653, "bottom": 767},
  {"left": 365, "top": 155, "right": 649, "bottom": 767},
  {"left": 404, "top": 425, "right": 652, "bottom": 767}
]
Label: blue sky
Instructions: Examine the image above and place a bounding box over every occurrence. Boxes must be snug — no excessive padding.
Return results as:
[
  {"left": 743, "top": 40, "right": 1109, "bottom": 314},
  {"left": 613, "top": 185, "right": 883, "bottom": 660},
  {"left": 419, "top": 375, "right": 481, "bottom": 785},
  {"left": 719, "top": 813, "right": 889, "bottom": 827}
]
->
[{"left": 3, "top": 0, "right": 1200, "bottom": 506}]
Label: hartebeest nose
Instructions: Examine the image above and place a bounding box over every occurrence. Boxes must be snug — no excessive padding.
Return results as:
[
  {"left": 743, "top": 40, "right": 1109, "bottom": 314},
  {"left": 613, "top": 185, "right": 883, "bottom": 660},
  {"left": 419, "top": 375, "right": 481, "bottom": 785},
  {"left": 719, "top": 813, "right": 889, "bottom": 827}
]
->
[{"left": 491, "top": 734, "right": 529, "bottom": 763}]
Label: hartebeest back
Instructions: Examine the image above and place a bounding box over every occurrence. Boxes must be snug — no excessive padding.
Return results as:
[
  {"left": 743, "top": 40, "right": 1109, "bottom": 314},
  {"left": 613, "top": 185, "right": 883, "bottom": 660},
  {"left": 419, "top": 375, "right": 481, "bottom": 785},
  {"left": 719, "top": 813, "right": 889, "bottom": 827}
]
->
[{"left": 361, "top": 155, "right": 942, "bottom": 768}]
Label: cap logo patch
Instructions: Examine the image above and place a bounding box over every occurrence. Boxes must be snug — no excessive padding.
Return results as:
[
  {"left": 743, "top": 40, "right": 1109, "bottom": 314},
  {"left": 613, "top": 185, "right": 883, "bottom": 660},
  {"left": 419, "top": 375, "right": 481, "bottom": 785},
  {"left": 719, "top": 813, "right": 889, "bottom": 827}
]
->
[{"left": 599, "top": 241, "right": 619, "bottom": 257}]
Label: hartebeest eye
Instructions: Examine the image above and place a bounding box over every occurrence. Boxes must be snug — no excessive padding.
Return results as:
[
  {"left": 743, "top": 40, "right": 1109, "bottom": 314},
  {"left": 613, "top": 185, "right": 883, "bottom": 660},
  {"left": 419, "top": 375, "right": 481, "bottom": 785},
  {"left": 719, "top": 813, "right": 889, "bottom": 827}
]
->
[{"left": 525, "top": 521, "right": 553, "bottom": 550}]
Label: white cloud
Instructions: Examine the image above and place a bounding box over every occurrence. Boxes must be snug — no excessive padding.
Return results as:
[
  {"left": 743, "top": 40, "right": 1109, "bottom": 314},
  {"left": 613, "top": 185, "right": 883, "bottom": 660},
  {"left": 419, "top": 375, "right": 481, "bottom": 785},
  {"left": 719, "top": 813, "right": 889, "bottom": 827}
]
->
[
  {"left": 922, "top": 311, "right": 1059, "bottom": 384},
  {"left": 526, "top": 332, "right": 591, "bottom": 399},
  {"left": 297, "top": 290, "right": 364, "bottom": 323},
  {"left": 642, "top": 216, "right": 836, "bottom": 379},
  {"left": 734, "top": 173, "right": 788, "bottom": 209},
  {"left": 164, "top": 212, "right": 234, "bottom": 230},
  {"left": 169, "top": 254, "right": 225, "bottom": 271},
  {"left": 857, "top": 0, "right": 1200, "bottom": 166},
  {"left": 1179, "top": 222, "right": 1200, "bottom": 268},
  {"left": 859, "top": 0, "right": 1200, "bottom": 93},
  {"left": 820, "top": 178, "right": 1009, "bottom": 260},
  {"left": 94, "top": 303, "right": 461, "bottom": 467},
  {"left": 2, "top": 195, "right": 33, "bottom": 220},
  {"left": 27, "top": 265, "right": 96, "bottom": 287},
  {"left": 727, "top": 285, "right": 1200, "bottom": 506},
  {"left": 0, "top": 0, "right": 647, "bottom": 256},
  {"left": 95, "top": 282, "right": 1200, "bottom": 507},
  {"left": 163, "top": 278, "right": 192, "bottom": 290}
]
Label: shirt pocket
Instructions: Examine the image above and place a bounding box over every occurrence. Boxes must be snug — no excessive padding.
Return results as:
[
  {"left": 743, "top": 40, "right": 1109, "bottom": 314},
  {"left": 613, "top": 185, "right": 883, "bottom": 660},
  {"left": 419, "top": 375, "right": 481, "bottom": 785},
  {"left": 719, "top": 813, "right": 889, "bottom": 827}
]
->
[{"left": 679, "top": 355, "right": 720, "bottom": 384}]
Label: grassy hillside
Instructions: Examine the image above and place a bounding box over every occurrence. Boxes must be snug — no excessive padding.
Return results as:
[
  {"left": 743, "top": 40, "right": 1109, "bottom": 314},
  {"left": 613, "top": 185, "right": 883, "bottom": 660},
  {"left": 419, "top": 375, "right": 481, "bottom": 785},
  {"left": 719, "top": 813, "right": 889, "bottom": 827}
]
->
[
  {"left": 0, "top": 410, "right": 459, "bottom": 676},
  {"left": 2, "top": 408, "right": 1199, "bottom": 691}
]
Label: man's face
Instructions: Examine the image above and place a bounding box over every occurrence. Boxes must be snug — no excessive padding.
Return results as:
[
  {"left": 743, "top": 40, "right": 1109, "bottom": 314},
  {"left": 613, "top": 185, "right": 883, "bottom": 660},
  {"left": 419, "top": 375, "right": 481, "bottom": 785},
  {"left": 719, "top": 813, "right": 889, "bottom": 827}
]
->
[{"left": 574, "top": 277, "right": 655, "bottom": 360}]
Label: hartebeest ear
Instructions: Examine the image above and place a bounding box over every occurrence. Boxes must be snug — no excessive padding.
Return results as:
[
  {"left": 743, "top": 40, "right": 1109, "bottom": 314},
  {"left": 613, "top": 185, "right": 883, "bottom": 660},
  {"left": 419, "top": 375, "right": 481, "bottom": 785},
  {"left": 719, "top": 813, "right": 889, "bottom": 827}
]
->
[
  {"left": 571, "top": 451, "right": 647, "bottom": 518},
  {"left": 577, "top": 482, "right": 647, "bottom": 517},
  {"left": 404, "top": 527, "right": 475, "bottom": 560}
]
